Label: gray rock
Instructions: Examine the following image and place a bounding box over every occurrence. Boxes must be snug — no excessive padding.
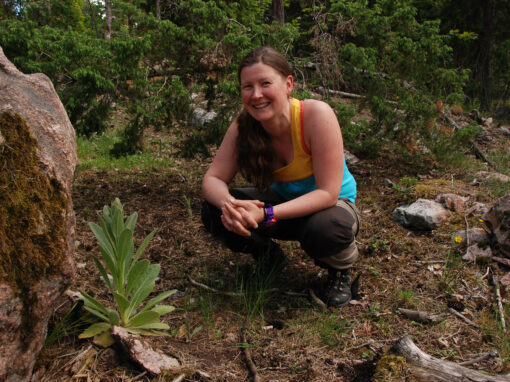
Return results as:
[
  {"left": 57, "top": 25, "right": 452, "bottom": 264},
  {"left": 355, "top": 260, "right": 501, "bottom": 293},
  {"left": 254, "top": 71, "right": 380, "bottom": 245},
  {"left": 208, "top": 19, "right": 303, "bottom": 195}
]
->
[
  {"left": 0, "top": 46, "right": 77, "bottom": 381},
  {"left": 191, "top": 107, "right": 217, "bottom": 127},
  {"left": 465, "top": 202, "right": 489, "bottom": 217},
  {"left": 344, "top": 150, "right": 360, "bottom": 165},
  {"left": 392, "top": 199, "right": 451, "bottom": 230},
  {"left": 475, "top": 171, "right": 510, "bottom": 183},
  {"left": 483, "top": 194, "right": 510, "bottom": 258},
  {"left": 452, "top": 228, "right": 490, "bottom": 245},
  {"left": 462, "top": 244, "right": 492, "bottom": 262}
]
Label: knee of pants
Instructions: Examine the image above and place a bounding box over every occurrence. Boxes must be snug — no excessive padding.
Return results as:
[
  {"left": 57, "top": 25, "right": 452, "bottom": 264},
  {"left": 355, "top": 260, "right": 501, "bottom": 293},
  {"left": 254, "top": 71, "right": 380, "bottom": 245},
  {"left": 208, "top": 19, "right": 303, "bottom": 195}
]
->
[
  {"left": 315, "top": 241, "right": 359, "bottom": 270},
  {"left": 301, "top": 207, "right": 356, "bottom": 259}
]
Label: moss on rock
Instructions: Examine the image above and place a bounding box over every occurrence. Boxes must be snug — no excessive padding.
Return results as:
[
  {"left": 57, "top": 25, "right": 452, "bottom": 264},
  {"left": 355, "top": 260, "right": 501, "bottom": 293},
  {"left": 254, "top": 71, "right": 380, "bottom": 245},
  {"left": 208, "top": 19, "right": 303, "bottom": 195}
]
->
[{"left": 0, "top": 112, "right": 68, "bottom": 338}]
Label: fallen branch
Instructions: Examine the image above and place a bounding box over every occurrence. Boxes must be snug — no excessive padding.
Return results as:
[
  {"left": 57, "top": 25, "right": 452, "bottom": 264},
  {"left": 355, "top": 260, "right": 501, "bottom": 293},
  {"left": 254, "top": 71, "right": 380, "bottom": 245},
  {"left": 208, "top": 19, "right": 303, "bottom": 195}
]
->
[
  {"left": 492, "top": 273, "right": 507, "bottom": 333},
  {"left": 241, "top": 325, "right": 261, "bottom": 382},
  {"left": 473, "top": 142, "right": 496, "bottom": 168},
  {"left": 459, "top": 350, "right": 499, "bottom": 367},
  {"left": 308, "top": 288, "right": 327, "bottom": 311},
  {"left": 392, "top": 335, "right": 510, "bottom": 382},
  {"left": 398, "top": 308, "right": 446, "bottom": 324},
  {"left": 493, "top": 257, "right": 510, "bottom": 267},
  {"left": 448, "top": 308, "right": 479, "bottom": 328}
]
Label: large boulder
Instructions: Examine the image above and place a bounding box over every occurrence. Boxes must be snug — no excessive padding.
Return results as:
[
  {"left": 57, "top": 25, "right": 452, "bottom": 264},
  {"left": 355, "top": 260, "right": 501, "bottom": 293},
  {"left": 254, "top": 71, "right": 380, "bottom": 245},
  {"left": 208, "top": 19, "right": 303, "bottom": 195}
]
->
[
  {"left": 0, "top": 46, "right": 77, "bottom": 381},
  {"left": 483, "top": 194, "right": 510, "bottom": 258}
]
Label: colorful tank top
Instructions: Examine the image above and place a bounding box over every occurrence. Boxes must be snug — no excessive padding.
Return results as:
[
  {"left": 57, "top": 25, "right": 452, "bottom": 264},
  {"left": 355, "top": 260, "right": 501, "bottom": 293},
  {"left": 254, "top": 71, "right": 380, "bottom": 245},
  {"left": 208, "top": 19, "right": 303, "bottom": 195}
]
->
[{"left": 271, "top": 98, "right": 357, "bottom": 203}]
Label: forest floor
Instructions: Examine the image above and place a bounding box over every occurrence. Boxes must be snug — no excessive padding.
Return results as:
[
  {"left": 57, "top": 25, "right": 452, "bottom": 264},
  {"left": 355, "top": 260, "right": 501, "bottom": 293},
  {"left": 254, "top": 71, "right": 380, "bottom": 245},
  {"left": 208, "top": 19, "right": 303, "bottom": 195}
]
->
[{"left": 36, "top": 103, "right": 510, "bottom": 382}]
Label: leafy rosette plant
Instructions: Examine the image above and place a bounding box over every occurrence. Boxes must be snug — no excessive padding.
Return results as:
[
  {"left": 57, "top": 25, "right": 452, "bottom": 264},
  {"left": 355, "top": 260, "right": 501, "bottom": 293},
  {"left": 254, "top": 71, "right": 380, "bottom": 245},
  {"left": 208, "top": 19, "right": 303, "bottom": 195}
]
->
[{"left": 79, "top": 198, "right": 176, "bottom": 338}]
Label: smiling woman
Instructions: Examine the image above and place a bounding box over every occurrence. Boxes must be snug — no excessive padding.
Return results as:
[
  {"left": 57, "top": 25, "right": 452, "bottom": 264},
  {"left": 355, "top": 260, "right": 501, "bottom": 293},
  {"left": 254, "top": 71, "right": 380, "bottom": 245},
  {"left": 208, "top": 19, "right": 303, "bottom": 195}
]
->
[{"left": 200, "top": 47, "right": 361, "bottom": 308}]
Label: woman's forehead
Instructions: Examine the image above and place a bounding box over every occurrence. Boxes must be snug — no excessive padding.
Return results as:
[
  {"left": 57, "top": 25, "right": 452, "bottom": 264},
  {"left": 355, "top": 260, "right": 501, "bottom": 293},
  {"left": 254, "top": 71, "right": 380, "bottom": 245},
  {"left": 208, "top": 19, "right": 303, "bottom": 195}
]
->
[{"left": 240, "top": 62, "right": 283, "bottom": 81}]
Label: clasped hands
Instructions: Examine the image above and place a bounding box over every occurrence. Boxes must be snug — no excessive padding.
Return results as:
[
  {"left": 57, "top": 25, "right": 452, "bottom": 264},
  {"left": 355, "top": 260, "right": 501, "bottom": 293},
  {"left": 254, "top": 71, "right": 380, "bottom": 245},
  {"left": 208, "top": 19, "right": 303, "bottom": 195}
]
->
[{"left": 221, "top": 198, "right": 265, "bottom": 237}]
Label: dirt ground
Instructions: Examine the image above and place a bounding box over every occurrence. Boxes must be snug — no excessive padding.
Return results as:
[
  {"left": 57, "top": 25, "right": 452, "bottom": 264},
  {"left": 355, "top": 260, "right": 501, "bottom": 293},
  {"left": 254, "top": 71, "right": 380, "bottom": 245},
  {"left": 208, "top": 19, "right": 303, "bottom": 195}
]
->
[{"left": 36, "top": 117, "right": 510, "bottom": 381}]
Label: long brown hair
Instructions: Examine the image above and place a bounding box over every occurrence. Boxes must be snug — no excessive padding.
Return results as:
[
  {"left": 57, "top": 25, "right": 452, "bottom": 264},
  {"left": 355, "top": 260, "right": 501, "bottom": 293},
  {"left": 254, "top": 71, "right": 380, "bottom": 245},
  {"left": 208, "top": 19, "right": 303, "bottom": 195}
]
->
[{"left": 236, "top": 47, "right": 292, "bottom": 190}]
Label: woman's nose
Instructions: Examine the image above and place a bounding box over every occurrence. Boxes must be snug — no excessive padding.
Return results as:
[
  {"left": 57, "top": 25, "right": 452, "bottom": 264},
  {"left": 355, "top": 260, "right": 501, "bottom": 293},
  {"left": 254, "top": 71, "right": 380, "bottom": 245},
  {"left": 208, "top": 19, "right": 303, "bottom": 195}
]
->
[{"left": 252, "top": 85, "right": 262, "bottom": 98}]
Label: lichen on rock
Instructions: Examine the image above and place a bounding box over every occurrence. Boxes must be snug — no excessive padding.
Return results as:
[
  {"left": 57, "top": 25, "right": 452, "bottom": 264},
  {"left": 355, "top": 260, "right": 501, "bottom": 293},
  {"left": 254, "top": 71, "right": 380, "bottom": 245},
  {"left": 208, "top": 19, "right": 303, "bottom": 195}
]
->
[{"left": 0, "top": 112, "right": 68, "bottom": 335}]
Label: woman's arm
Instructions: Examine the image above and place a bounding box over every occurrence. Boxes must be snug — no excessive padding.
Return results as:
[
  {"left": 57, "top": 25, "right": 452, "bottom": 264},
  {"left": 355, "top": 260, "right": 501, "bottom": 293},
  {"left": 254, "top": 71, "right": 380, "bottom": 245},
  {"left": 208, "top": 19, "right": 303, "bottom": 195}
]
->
[
  {"left": 201, "top": 121, "right": 262, "bottom": 236},
  {"left": 271, "top": 99, "right": 344, "bottom": 220},
  {"left": 201, "top": 121, "right": 240, "bottom": 209}
]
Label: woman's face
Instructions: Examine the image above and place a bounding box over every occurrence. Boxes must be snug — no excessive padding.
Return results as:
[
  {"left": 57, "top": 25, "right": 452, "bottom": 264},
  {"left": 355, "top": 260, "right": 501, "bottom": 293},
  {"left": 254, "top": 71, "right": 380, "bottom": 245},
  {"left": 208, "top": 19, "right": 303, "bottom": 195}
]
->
[{"left": 240, "top": 62, "right": 293, "bottom": 123}]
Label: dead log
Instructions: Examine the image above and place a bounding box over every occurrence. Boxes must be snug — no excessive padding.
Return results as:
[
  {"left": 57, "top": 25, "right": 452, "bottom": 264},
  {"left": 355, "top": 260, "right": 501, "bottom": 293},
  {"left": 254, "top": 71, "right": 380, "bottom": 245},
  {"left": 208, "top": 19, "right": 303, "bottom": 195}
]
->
[{"left": 391, "top": 335, "right": 510, "bottom": 382}]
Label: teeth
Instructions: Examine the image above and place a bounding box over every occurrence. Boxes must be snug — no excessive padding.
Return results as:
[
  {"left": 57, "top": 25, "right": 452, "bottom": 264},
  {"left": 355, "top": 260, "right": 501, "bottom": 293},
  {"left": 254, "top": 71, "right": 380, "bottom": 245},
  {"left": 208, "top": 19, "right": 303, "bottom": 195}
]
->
[{"left": 253, "top": 103, "right": 269, "bottom": 109}]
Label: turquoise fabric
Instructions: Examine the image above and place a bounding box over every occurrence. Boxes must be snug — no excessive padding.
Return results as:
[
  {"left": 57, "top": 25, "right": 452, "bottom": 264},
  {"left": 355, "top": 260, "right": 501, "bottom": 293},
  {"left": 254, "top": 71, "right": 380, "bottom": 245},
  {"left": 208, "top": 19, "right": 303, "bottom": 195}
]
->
[{"left": 271, "top": 159, "right": 357, "bottom": 204}]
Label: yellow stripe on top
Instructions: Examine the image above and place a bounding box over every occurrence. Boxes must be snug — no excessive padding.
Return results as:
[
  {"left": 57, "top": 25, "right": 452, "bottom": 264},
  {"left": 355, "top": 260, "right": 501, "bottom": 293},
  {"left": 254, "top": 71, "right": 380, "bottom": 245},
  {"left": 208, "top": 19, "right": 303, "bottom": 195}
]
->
[{"left": 272, "top": 98, "right": 313, "bottom": 182}]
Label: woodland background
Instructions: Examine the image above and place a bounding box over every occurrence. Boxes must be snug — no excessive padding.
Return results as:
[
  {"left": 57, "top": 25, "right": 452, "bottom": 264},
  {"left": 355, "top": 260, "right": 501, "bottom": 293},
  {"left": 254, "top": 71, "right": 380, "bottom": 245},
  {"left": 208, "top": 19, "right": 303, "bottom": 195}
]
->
[{"left": 1, "top": 1, "right": 510, "bottom": 381}]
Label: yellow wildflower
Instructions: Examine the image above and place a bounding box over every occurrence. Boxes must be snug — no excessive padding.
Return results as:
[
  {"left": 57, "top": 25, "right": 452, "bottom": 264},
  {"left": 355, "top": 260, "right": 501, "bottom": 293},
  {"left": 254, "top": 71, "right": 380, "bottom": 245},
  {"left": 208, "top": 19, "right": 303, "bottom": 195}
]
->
[{"left": 455, "top": 236, "right": 463, "bottom": 243}]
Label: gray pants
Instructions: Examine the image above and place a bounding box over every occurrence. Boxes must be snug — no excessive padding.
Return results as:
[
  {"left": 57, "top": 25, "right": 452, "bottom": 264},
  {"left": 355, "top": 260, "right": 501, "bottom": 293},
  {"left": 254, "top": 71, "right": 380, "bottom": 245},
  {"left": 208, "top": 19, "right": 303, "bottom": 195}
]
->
[{"left": 201, "top": 187, "right": 361, "bottom": 270}]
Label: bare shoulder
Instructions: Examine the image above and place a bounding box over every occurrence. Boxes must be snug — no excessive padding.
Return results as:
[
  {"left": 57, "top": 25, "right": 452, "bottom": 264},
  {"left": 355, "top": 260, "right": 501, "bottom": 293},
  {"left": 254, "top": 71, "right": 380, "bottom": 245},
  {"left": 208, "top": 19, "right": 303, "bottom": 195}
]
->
[{"left": 302, "top": 99, "right": 338, "bottom": 127}]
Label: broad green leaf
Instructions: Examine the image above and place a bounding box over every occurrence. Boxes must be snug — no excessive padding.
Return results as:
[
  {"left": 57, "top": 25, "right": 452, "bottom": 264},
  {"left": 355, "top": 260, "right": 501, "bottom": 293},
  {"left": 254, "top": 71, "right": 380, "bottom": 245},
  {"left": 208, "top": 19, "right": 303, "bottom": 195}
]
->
[
  {"left": 93, "top": 256, "right": 113, "bottom": 292},
  {"left": 127, "top": 264, "right": 160, "bottom": 314},
  {"left": 99, "top": 215, "right": 115, "bottom": 248},
  {"left": 125, "top": 328, "right": 169, "bottom": 336},
  {"left": 135, "top": 322, "right": 170, "bottom": 330},
  {"left": 126, "top": 259, "right": 150, "bottom": 296},
  {"left": 151, "top": 305, "right": 175, "bottom": 316},
  {"left": 125, "top": 212, "right": 138, "bottom": 232},
  {"left": 113, "top": 292, "right": 130, "bottom": 323},
  {"left": 99, "top": 244, "right": 118, "bottom": 275},
  {"left": 113, "top": 206, "right": 124, "bottom": 241},
  {"left": 117, "top": 228, "right": 134, "bottom": 282},
  {"left": 106, "top": 308, "right": 120, "bottom": 326},
  {"left": 89, "top": 222, "right": 115, "bottom": 260},
  {"left": 79, "top": 290, "right": 109, "bottom": 315},
  {"left": 138, "top": 289, "right": 177, "bottom": 314},
  {"left": 93, "top": 331, "right": 115, "bottom": 348},
  {"left": 129, "top": 310, "right": 160, "bottom": 327},
  {"left": 83, "top": 305, "right": 109, "bottom": 322},
  {"left": 132, "top": 229, "right": 157, "bottom": 265},
  {"left": 78, "top": 322, "right": 111, "bottom": 338}
]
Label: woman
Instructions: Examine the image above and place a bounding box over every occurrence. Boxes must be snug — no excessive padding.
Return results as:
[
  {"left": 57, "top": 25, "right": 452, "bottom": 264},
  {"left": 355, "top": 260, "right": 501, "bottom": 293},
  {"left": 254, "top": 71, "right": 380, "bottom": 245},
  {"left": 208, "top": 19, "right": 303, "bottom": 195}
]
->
[{"left": 201, "top": 47, "right": 360, "bottom": 307}]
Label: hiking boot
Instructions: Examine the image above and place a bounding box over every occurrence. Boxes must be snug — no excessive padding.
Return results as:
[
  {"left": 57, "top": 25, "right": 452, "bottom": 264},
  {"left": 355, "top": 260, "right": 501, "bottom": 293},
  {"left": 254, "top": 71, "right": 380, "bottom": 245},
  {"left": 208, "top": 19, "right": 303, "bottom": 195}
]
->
[
  {"left": 255, "top": 241, "right": 289, "bottom": 275},
  {"left": 324, "top": 269, "right": 351, "bottom": 307}
]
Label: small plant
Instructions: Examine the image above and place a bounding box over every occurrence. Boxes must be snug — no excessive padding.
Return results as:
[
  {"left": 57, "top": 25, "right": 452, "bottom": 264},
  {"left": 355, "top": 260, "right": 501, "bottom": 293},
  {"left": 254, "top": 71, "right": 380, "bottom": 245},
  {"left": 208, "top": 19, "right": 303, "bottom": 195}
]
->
[{"left": 79, "top": 198, "right": 176, "bottom": 339}]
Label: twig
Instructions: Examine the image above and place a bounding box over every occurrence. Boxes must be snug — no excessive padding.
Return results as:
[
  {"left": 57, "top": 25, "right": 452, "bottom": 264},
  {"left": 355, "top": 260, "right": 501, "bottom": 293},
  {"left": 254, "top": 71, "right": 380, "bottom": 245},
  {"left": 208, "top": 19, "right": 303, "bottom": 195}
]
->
[
  {"left": 308, "top": 288, "right": 327, "bottom": 311},
  {"left": 399, "top": 308, "right": 446, "bottom": 324},
  {"left": 464, "top": 215, "right": 471, "bottom": 248},
  {"left": 413, "top": 260, "right": 446, "bottom": 265},
  {"left": 459, "top": 350, "right": 499, "bottom": 366},
  {"left": 187, "top": 274, "right": 243, "bottom": 297},
  {"left": 241, "top": 325, "right": 261, "bottom": 382},
  {"left": 492, "top": 257, "right": 510, "bottom": 267},
  {"left": 344, "top": 338, "right": 396, "bottom": 352},
  {"left": 492, "top": 273, "right": 507, "bottom": 333},
  {"left": 473, "top": 142, "right": 496, "bottom": 168},
  {"left": 448, "top": 308, "right": 479, "bottom": 328},
  {"left": 187, "top": 274, "right": 280, "bottom": 297}
]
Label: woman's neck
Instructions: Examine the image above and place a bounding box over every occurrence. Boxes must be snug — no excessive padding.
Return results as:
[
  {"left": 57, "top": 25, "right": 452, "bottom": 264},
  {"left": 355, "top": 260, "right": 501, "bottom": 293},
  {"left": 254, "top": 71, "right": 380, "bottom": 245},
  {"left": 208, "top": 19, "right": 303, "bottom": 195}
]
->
[{"left": 261, "top": 98, "right": 292, "bottom": 138}]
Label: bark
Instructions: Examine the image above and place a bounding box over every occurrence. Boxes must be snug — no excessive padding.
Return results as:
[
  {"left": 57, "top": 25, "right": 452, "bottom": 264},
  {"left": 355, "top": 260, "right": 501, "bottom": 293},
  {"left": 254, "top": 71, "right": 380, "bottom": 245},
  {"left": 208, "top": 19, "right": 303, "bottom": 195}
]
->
[
  {"left": 155, "top": 0, "right": 160, "bottom": 20},
  {"left": 105, "top": 0, "right": 112, "bottom": 40},
  {"left": 272, "top": 0, "right": 284, "bottom": 25},
  {"left": 392, "top": 336, "right": 510, "bottom": 382}
]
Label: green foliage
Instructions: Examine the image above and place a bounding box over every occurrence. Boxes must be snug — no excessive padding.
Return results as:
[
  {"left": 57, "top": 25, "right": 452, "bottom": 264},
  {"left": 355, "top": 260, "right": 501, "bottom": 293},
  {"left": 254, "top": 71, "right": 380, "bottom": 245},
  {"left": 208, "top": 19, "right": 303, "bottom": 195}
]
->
[{"left": 79, "top": 198, "right": 176, "bottom": 337}]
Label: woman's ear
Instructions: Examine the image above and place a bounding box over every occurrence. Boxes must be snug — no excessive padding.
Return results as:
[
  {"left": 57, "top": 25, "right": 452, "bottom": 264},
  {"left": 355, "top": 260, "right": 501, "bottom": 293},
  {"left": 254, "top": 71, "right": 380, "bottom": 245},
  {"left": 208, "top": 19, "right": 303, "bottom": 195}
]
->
[{"left": 286, "top": 75, "right": 294, "bottom": 96}]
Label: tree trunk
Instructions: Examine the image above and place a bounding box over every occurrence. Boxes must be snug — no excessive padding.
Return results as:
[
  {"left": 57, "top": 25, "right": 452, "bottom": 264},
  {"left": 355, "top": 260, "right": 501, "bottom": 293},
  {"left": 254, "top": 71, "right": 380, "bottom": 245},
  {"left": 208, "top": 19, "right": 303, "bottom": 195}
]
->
[
  {"left": 155, "top": 0, "right": 160, "bottom": 20},
  {"left": 272, "top": 0, "right": 284, "bottom": 25},
  {"left": 105, "top": 0, "right": 112, "bottom": 40}
]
